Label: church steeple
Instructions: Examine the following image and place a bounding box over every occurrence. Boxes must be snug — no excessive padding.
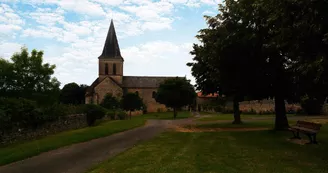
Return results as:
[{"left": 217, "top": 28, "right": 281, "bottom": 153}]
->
[{"left": 99, "top": 19, "right": 123, "bottom": 60}]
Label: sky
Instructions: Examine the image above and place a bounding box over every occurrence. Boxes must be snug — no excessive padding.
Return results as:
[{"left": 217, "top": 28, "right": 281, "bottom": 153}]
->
[{"left": 0, "top": 0, "right": 222, "bottom": 87}]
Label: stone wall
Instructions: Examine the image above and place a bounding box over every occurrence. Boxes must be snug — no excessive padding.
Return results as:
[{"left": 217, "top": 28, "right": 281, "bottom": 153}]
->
[
  {"left": 94, "top": 77, "right": 123, "bottom": 104},
  {"left": 127, "top": 88, "right": 168, "bottom": 113},
  {"left": 0, "top": 114, "right": 88, "bottom": 146}
]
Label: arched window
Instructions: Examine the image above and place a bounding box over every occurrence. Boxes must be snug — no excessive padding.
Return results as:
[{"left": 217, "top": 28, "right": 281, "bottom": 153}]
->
[
  {"left": 105, "top": 63, "right": 108, "bottom": 75},
  {"left": 113, "top": 63, "right": 117, "bottom": 75},
  {"left": 152, "top": 91, "right": 156, "bottom": 98}
]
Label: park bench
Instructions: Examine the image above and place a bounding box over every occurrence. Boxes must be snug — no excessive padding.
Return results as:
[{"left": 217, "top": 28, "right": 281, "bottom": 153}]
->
[{"left": 289, "top": 120, "right": 322, "bottom": 144}]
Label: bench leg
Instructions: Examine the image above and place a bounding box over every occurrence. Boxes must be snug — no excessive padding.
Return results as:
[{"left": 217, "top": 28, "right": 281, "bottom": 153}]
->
[
  {"left": 290, "top": 131, "right": 301, "bottom": 139},
  {"left": 305, "top": 134, "right": 318, "bottom": 144},
  {"left": 312, "top": 134, "right": 318, "bottom": 144}
]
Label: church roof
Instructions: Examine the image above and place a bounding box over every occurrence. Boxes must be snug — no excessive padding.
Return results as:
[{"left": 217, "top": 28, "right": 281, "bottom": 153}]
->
[
  {"left": 98, "top": 19, "right": 123, "bottom": 60},
  {"left": 122, "top": 76, "right": 181, "bottom": 88}
]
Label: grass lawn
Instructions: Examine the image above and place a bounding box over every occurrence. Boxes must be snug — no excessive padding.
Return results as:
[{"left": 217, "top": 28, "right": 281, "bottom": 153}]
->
[
  {"left": 0, "top": 116, "right": 146, "bottom": 166},
  {"left": 197, "top": 113, "right": 296, "bottom": 121},
  {"left": 141, "top": 111, "right": 192, "bottom": 120},
  {"left": 88, "top": 120, "right": 328, "bottom": 173},
  {"left": 0, "top": 111, "right": 191, "bottom": 166}
]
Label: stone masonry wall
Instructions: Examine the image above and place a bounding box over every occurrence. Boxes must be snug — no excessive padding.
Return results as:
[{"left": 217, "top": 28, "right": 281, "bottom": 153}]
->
[
  {"left": 94, "top": 77, "right": 123, "bottom": 104},
  {"left": 0, "top": 114, "right": 88, "bottom": 146},
  {"left": 127, "top": 88, "right": 168, "bottom": 113}
]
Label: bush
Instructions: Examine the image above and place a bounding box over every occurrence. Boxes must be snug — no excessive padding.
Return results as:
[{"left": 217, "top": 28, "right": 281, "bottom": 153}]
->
[
  {"left": 83, "top": 104, "right": 106, "bottom": 126},
  {"left": 106, "top": 110, "right": 116, "bottom": 120},
  {"left": 221, "top": 107, "right": 234, "bottom": 114},
  {"left": 117, "top": 111, "right": 127, "bottom": 120},
  {"left": 213, "top": 106, "right": 223, "bottom": 112},
  {"left": 0, "top": 97, "right": 44, "bottom": 129},
  {"left": 242, "top": 108, "right": 256, "bottom": 115},
  {"left": 300, "top": 95, "right": 325, "bottom": 115}
]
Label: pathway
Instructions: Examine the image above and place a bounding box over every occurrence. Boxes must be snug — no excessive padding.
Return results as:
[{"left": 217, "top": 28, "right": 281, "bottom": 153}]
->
[{"left": 0, "top": 119, "right": 190, "bottom": 173}]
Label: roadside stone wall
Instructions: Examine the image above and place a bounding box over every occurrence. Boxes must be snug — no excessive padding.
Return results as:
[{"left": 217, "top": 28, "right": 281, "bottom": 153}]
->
[{"left": 0, "top": 114, "right": 88, "bottom": 146}]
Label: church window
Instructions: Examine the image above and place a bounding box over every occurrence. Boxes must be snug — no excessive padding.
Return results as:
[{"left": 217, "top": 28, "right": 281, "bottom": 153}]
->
[
  {"left": 152, "top": 91, "right": 157, "bottom": 98},
  {"left": 105, "top": 63, "right": 109, "bottom": 75},
  {"left": 113, "top": 63, "right": 117, "bottom": 75}
]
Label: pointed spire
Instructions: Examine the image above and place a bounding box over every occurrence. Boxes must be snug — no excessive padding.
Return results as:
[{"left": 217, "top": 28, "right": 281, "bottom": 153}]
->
[{"left": 99, "top": 19, "right": 123, "bottom": 59}]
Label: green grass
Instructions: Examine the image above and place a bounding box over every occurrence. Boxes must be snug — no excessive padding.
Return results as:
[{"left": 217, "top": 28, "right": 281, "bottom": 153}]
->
[
  {"left": 0, "top": 117, "right": 146, "bottom": 166},
  {"left": 141, "top": 111, "right": 192, "bottom": 120},
  {"left": 193, "top": 120, "right": 297, "bottom": 129},
  {"left": 197, "top": 113, "right": 297, "bottom": 121},
  {"left": 0, "top": 111, "right": 191, "bottom": 166},
  {"left": 88, "top": 122, "right": 328, "bottom": 173}
]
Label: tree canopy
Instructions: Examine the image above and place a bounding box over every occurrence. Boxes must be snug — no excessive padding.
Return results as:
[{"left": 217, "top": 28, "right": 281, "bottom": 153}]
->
[
  {"left": 0, "top": 47, "right": 60, "bottom": 105},
  {"left": 100, "top": 93, "right": 120, "bottom": 110},
  {"left": 188, "top": 0, "right": 328, "bottom": 129},
  {"left": 121, "top": 92, "right": 143, "bottom": 119},
  {"left": 155, "top": 77, "right": 196, "bottom": 118}
]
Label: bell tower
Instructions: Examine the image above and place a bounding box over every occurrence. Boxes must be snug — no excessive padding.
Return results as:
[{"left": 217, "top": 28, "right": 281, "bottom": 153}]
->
[{"left": 98, "top": 19, "right": 124, "bottom": 85}]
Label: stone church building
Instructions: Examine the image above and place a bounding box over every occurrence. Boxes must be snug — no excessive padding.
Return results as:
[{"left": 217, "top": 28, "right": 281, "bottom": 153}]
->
[{"left": 85, "top": 20, "right": 179, "bottom": 112}]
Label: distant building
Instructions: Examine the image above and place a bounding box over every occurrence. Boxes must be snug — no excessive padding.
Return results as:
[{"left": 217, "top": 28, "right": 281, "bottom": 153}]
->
[
  {"left": 196, "top": 92, "right": 220, "bottom": 111},
  {"left": 85, "top": 19, "right": 181, "bottom": 112}
]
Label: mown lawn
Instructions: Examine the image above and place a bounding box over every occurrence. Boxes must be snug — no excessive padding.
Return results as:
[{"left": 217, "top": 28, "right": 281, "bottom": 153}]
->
[
  {"left": 88, "top": 120, "right": 328, "bottom": 173},
  {"left": 197, "top": 113, "right": 296, "bottom": 121},
  {"left": 141, "top": 111, "right": 192, "bottom": 120},
  {"left": 0, "top": 116, "right": 146, "bottom": 166},
  {"left": 0, "top": 111, "right": 192, "bottom": 166}
]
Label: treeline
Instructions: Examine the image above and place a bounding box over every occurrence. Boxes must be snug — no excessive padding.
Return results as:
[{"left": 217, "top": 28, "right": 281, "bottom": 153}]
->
[{"left": 188, "top": 0, "right": 328, "bottom": 129}]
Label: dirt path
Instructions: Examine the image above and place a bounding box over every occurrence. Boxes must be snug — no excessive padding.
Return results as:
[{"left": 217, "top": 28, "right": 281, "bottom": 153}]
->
[{"left": 0, "top": 119, "right": 190, "bottom": 173}]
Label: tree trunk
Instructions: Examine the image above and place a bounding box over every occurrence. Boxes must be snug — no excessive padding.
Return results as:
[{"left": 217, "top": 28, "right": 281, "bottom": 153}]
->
[
  {"left": 173, "top": 108, "right": 177, "bottom": 119},
  {"left": 274, "top": 95, "right": 289, "bottom": 130},
  {"left": 129, "top": 110, "right": 132, "bottom": 119},
  {"left": 232, "top": 98, "right": 242, "bottom": 124}
]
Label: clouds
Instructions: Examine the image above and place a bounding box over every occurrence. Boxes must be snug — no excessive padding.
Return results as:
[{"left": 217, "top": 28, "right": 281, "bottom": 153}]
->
[
  {"left": 0, "top": 0, "right": 220, "bottom": 86},
  {"left": 0, "top": 4, "right": 24, "bottom": 34}
]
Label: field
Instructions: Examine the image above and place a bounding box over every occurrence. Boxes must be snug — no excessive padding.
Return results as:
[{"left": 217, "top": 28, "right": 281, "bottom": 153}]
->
[{"left": 88, "top": 116, "right": 328, "bottom": 173}]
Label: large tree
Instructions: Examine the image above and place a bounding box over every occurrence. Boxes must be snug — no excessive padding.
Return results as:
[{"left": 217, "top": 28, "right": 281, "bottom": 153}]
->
[
  {"left": 60, "top": 82, "right": 81, "bottom": 104},
  {"left": 121, "top": 92, "right": 143, "bottom": 119},
  {"left": 155, "top": 77, "right": 196, "bottom": 119},
  {"left": 188, "top": 1, "right": 269, "bottom": 124},
  {"left": 0, "top": 47, "right": 60, "bottom": 105},
  {"left": 189, "top": 0, "right": 328, "bottom": 129}
]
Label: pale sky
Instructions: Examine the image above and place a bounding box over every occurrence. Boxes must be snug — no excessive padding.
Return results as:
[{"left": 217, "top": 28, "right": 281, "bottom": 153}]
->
[{"left": 0, "top": 0, "right": 221, "bottom": 87}]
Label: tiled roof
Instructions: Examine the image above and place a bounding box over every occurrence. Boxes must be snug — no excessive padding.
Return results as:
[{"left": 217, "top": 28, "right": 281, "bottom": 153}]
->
[
  {"left": 122, "top": 76, "right": 181, "bottom": 88},
  {"left": 197, "top": 92, "right": 219, "bottom": 98}
]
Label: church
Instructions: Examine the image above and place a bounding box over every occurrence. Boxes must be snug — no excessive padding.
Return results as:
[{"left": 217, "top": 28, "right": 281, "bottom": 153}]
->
[{"left": 85, "top": 20, "right": 180, "bottom": 112}]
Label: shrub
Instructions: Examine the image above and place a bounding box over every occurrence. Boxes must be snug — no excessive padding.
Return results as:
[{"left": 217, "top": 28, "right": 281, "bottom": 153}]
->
[
  {"left": 42, "top": 104, "right": 68, "bottom": 122},
  {"left": 213, "top": 106, "right": 223, "bottom": 112},
  {"left": 142, "top": 103, "right": 147, "bottom": 114},
  {"left": 117, "top": 111, "right": 127, "bottom": 120},
  {"left": 222, "top": 107, "right": 234, "bottom": 114},
  {"left": 0, "top": 97, "right": 45, "bottom": 129},
  {"left": 83, "top": 104, "right": 106, "bottom": 126},
  {"left": 106, "top": 110, "right": 116, "bottom": 120},
  {"left": 242, "top": 108, "right": 256, "bottom": 115},
  {"left": 300, "top": 95, "right": 325, "bottom": 115},
  {"left": 0, "top": 108, "right": 11, "bottom": 138}
]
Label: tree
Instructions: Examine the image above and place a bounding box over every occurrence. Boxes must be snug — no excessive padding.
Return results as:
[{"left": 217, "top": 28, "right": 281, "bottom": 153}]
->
[
  {"left": 121, "top": 92, "right": 143, "bottom": 119},
  {"left": 78, "top": 84, "right": 89, "bottom": 104},
  {"left": 188, "top": 1, "right": 269, "bottom": 124},
  {"left": 60, "top": 83, "right": 80, "bottom": 104},
  {"left": 100, "top": 93, "right": 120, "bottom": 110},
  {"left": 155, "top": 77, "right": 196, "bottom": 119},
  {"left": 0, "top": 47, "right": 60, "bottom": 105}
]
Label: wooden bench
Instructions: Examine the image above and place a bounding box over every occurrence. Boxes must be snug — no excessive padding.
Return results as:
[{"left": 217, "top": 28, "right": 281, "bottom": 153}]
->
[{"left": 288, "top": 120, "right": 322, "bottom": 144}]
